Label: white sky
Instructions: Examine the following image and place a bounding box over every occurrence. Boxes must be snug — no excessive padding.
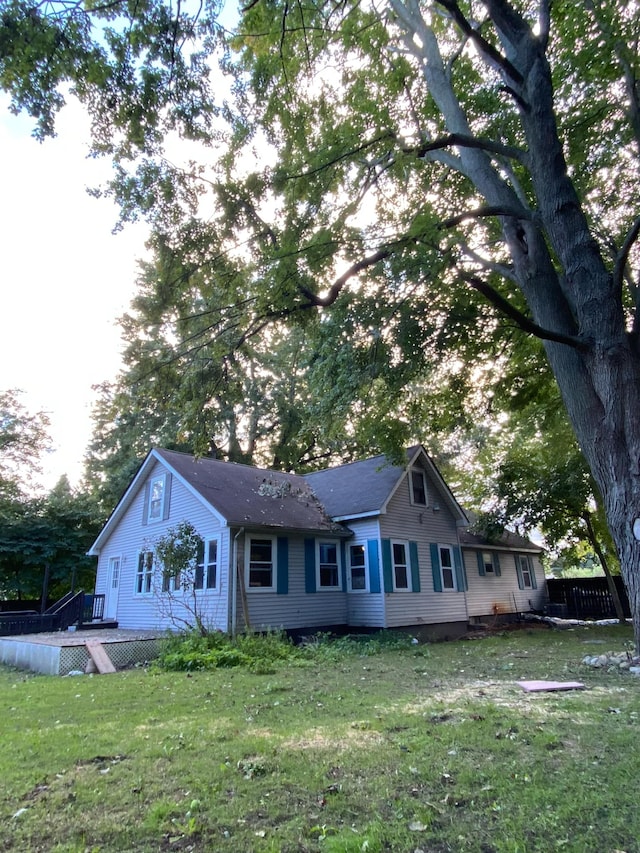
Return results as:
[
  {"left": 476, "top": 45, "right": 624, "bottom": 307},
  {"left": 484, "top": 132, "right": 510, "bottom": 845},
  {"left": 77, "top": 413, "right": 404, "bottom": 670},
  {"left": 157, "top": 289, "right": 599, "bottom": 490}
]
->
[{"left": 0, "top": 96, "right": 149, "bottom": 489}]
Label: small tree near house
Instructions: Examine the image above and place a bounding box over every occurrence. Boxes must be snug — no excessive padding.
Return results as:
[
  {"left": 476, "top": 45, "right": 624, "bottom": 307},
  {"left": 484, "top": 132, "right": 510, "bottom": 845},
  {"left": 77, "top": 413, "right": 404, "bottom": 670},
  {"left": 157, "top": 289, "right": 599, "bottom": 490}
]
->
[{"left": 152, "top": 521, "right": 209, "bottom": 636}]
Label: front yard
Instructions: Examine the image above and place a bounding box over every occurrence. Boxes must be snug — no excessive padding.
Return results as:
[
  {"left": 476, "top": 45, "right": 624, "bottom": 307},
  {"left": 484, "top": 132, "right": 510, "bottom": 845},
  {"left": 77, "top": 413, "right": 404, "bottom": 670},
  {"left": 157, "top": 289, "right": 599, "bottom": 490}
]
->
[{"left": 1, "top": 624, "right": 638, "bottom": 852}]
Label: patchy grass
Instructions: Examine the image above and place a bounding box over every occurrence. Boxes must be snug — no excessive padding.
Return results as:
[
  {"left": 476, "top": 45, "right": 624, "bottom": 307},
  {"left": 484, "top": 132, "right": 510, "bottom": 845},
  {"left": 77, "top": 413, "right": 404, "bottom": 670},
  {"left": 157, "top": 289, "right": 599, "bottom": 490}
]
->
[{"left": 1, "top": 624, "right": 638, "bottom": 852}]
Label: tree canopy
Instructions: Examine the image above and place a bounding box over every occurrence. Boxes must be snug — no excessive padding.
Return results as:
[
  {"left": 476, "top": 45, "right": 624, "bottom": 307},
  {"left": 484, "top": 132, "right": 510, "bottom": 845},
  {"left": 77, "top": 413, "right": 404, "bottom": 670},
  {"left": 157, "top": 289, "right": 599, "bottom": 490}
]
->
[{"left": 3, "top": 0, "right": 640, "bottom": 642}]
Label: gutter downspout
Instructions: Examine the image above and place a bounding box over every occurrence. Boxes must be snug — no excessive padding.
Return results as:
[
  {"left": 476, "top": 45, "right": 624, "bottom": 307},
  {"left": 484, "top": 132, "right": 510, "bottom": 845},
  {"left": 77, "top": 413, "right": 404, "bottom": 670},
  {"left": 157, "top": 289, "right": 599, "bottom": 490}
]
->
[{"left": 231, "top": 527, "right": 244, "bottom": 638}]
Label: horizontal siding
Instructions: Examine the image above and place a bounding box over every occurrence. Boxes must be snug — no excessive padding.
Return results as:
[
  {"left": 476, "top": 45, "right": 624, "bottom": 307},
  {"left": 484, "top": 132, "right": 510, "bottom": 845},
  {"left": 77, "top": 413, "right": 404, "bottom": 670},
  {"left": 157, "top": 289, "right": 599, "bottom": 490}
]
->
[
  {"left": 344, "top": 519, "right": 385, "bottom": 627},
  {"left": 465, "top": 550, "right": 546, "bottom": 617},
  {"left": 94, "top": 461, "right": 229, "bottom": 632},
  {"left": 380, "top": 472, "right": 468, "bottom": 627},
  {"left": 238, "top": 536, "right": 348, "bottom": 631}
]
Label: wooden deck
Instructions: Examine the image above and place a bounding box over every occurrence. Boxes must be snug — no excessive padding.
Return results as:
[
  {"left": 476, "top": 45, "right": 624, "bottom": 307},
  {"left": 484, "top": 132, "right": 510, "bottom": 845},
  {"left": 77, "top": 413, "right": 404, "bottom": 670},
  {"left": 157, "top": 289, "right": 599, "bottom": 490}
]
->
[{"left": 0, "top": 628, "right": 163, "bottom": 675}]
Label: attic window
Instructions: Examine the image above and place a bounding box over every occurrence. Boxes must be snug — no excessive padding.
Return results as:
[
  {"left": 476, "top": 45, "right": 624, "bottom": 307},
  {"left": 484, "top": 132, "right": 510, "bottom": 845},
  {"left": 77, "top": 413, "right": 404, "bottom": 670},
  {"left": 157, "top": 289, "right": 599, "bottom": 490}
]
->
[
  {"left": 410, "top": 469, "right": 427, "bottom": 505},
  {"left": 148, "top": 475, "right": 166, "bottom": 521}
]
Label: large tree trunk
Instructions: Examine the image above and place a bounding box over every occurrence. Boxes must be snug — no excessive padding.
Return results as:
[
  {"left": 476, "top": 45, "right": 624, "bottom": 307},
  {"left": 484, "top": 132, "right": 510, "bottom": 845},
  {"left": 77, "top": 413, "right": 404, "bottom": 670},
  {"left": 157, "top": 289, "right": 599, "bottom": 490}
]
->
[{"left": 392, "top": 0, "right": 640, "bottom": 647}]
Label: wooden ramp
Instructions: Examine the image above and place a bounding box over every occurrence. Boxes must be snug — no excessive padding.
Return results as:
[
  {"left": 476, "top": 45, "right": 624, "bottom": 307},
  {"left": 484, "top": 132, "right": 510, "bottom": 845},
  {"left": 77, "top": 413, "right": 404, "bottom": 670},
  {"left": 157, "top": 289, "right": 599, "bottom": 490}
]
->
[{"left": 85, "top": 639, "right": 117, "bottom": 674}]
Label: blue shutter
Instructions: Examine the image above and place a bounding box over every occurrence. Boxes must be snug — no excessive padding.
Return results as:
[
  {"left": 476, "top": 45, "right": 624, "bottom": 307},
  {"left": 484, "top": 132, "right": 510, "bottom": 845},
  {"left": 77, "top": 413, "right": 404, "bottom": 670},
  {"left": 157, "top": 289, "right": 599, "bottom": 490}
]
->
[
  {"left": 367, "top": 540, "right": 381, "bottom": 593},
  {"left": 381, "top": 539, "right": 393, "bottom": 592},
  {"left": 515, "top": 556, "right": 525, "bottom": 589},
  {"left": 454, "top": 546, "right": 467, "bottom": 592},
  {"left": 494, "top": 552, "right": 501, "bottom": 577},
  {"left": 340, "top": 541, "right": 347, "bottom": 590},
  {"left": 529, "top": 556, "right": 538, "bottom": 589},
  {"left": 162, "top": 473, "right": 172, "bottom": 520},
  {"left": 477, "top": 551, "right": 486, "bottom": 576},
  {"left": 409, "top": 541, "right": 421, "bottom": 593},
  {"left": 141, "top": 482, "right": 150, "bottom": 526},
  {"left": 430, "top": 543, "right": 443, "bottom": 592},
  {"left": 277, "top": 537, "right": 289, "bottom": 594},
  {"left": 304, "top": 538, "right": 316, "bottom": 593}
]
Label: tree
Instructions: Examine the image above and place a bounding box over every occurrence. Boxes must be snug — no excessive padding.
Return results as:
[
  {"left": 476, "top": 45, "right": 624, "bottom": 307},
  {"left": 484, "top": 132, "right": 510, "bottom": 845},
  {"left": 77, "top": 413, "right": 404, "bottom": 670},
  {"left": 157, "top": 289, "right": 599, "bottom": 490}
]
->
[
  {"left": 0, "top": 388, "right": 51, "bottom": 503},
  {"left": 4, "top": 1, "right": 640, "bottom": 648},
  {"left": 0, "top": 477, "right": 102, "bottom": 600},
  {"left": 151, "top": 520, "right": 208, "bottom": 635}
]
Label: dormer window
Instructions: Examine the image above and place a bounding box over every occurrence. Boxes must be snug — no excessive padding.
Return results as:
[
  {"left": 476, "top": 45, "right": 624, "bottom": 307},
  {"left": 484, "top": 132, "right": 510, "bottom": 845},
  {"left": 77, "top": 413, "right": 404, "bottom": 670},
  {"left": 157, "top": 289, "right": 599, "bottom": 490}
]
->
[{"left": 410, "top": 469, "right": 427, "bottom": 505}]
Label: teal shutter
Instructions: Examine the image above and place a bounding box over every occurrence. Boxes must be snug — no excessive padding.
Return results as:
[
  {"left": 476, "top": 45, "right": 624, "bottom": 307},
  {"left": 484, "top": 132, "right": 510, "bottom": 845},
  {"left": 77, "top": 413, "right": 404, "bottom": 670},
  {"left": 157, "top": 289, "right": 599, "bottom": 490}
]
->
[
  {"left": 304, "top": 538, "right": 316, "bottom": 593},
  {"left": 409, "top": 541, "right": 421, "bottom": 592},
  {"left": 340, "top": 541, "right": 347, "bottom": 590},
  {"left": 162, "top": 473, "right": 172, "bottom": 520},
  {"left": 367, "top": 540, "right": 381, "bottom": 593},
  {"left": 494, "top": 552, "right": 501, "bottom": 576},
  {"left": 430, "top": 543, "right": 443, "bottom": 592},
  {"left": 515, "top": 556, "right": 525, "bottom": 589},
  {"left": 529, "top": 556, "right": 538, "bottom": 589},
  {"left": 454, "top": 546, "right": 467, "bottom": 592},
  {"left": 277, "top": 537, "right": 289, "bottom": 594},
  {"left": 141, "top": 482, "right": 150, "bottom": 525},
  {"left": 477, "top": 551, "right": 486, "bottom": 576},
  {"left": 381, "top": 539, "right": 393, "bottom": 592}
]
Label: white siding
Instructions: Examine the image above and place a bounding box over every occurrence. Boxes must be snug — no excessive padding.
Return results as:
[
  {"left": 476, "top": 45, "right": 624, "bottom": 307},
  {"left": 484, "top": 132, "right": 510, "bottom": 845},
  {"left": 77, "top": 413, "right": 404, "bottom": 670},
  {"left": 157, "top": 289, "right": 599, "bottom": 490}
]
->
[
  {"left": 344, "top": 518, "right": 385, "bottom": 628},
  {"left": 380, "top": 469, "right": 468, "bottom": 628},
  {"left": 237, "top": 535, "right": 348, "bottom": 631},
  {"left": 94, "top": 461, "right": 230, "bottom": 632},
  {"left": 464, "top": 550, "right": 546, "bottom": 617}
]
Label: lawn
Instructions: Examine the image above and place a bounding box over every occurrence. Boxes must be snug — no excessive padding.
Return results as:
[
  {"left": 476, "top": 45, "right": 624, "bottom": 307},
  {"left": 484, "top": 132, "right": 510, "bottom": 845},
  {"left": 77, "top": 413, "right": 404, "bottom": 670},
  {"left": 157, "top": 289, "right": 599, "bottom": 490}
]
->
[{"left": 1, "top": 624, "right": 638, "bottom": 853}]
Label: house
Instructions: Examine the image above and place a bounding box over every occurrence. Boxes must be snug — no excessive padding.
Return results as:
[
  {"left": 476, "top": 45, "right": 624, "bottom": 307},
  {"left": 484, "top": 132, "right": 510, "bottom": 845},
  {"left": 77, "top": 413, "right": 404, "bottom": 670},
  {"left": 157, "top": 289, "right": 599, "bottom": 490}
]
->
[{"left": 88, "top": 446, "right": 545, "bottom": 639}]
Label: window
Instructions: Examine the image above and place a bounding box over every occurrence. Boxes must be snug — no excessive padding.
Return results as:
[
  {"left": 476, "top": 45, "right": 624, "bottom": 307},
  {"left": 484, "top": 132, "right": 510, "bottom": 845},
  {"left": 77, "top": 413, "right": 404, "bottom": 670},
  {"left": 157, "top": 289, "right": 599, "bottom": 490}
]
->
[
  {"left": 246, "top": 536, "right": 276, "bottom": 589},
  {"left": 439, "top": 545, "right": 456, "bottom": 590},
  {"left": 482, "top": 552, "right": 495, "bottom": 574},
  {"left": 317, "top": 541, "right": 341, "bottom": 589},
  {"left": 410, "top": 469, "right": 427, "bottom": 505},
  {"left": 162, "top": 570, "right": 181, "bottom": 593},
  {"left": 148, "top": 475, "right": 166, "bottom": 522},
  {"left": 195, "top": 539, "right": 218, "bottom": 590},
  {"left": 108, "top": 556, "right": 120, "bottom": 590},
  {"left": 136, "top": 552, "right": 154, "bottom": 595},
  {"left": 392, "top": 541, "right": 410, "bottom": 590},
  {"left": 517, "top": 555, "right": 534, "bottom": 588},
  {"left": 348, "top": 543, "right": 367, "bottom": 592}
]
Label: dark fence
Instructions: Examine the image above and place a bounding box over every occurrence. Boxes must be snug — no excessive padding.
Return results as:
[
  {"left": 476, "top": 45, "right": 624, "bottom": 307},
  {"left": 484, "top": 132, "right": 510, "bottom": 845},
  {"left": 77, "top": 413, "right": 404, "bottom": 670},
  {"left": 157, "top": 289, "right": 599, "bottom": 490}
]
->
[{"left": 546, "top": 576, "right": 631, "bottom": 620}]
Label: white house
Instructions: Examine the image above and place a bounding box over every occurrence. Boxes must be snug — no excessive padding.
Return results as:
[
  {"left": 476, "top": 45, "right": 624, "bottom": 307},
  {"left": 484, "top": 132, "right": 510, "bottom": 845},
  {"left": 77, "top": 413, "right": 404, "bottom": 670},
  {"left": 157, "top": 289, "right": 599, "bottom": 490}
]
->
[{"left": 88, "top": 446, "right": 545, "bottom": 639}]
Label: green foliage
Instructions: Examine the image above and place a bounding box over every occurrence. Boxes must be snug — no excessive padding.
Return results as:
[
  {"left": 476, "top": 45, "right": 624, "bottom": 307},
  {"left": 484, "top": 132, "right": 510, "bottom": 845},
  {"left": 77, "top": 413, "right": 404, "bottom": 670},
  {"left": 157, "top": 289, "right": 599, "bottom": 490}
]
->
[
  {"left": 155, "top": 628, "right": 415, "bottom": 673},
  {"left": 0, "top": 388, "right": 51, "bottom": 503},
  {"left": 153, "top": 520, "right": 202, "bottom": 583}
]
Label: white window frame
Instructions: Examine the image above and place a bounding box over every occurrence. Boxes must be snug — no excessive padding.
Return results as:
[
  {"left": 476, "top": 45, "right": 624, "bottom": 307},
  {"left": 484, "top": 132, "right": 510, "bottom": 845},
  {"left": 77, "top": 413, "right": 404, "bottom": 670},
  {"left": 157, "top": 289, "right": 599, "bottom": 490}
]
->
[
  {"left": 438, "top": 544, "right": 457, "bottom": 591},
  {"left": 481, "top": 551, "right": 496, "bottom": 574},
  {"left": 195, "top": 537, "right": 219, "bottom": 591},
  {"left": 347, "top": 542, "right": 368, "bottom": 593},
  {"left": 517, "top": 554, "right": 533, "bottom": 588},
  {"left": 135, "top": 551, "right": 154, "bottom": 596},
  {"left": 316, "top": 540, "right": 342, "bottom": 590},
  {"left": 245, "top": 535, "right": 277, "bottom": 592},
  {"left": 410, "top": 468, "right": 428, "bottom": 506},
  {"left": 147, "top": 474, "right": 167, "bottom": 523},
  {"left": 391, "top": 540, "right": 411, "bottom": 592}
]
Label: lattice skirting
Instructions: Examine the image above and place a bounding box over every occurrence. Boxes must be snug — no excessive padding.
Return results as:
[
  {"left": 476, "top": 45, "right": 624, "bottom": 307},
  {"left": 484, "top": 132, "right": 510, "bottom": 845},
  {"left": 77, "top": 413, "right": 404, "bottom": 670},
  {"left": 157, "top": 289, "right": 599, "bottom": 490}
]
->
[{"left": 59, "top": 639, "right": 160, "bottom": 675}]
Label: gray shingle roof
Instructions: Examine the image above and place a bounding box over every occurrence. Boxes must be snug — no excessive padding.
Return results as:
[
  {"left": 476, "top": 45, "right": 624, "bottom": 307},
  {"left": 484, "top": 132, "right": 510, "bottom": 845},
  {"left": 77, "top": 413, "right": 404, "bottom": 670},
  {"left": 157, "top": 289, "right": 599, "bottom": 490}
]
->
[
  {"left": 459, "top": 528, "right": 543, "bottom": 553},
  {"left": 304, "top": 453, "right": 403, "bottom": 518},
  {"left": 155, "top": 449, "right": 348, "bottom": 534}
]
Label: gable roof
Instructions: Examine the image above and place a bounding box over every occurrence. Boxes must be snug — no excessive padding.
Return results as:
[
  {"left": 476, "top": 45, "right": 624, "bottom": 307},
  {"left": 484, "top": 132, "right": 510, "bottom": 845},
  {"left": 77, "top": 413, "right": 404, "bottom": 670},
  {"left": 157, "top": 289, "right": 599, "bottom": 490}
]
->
[
  {"left": 305, "top": 445, "right": 468, "bottom": 523},
  {"left": 89, "top": 448, "right": 349, "bottom": 555}
]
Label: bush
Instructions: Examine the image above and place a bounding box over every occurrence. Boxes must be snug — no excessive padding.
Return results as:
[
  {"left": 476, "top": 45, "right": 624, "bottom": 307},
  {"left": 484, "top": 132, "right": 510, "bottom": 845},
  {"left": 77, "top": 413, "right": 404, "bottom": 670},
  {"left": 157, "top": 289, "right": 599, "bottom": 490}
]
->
[{"left": 155, "top": 628, "right": 416, "bottom": 672}]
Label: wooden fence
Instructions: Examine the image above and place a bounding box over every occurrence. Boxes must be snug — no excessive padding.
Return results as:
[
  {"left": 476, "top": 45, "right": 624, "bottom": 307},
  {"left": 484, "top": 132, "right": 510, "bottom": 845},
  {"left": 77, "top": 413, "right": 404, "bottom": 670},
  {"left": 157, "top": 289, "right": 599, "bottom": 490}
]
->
[{"left": 546, "top": 576, "right": 631, "bottom": 620}]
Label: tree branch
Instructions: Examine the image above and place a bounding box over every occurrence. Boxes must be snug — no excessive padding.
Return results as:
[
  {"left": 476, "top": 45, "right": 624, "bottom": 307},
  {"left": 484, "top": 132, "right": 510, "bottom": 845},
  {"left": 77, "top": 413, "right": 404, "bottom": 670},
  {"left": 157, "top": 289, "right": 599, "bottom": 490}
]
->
[
  {"left": 440, "top": 204, "right": 531, "bottom": 229},
  {"left": 297, "top": 246, "right": 394, "bottom": 308},
  {"left": 615, "top": 214, "right": 640, "bottom": 295},
  {"left": 434, "top": 0, "right": 524, "bottom": 85},
  {"left": 401, "top": 131, "right": 527, "bottom": 165},
  {"left": 460, "top": 272, "right": 588, "bottom": 350}
]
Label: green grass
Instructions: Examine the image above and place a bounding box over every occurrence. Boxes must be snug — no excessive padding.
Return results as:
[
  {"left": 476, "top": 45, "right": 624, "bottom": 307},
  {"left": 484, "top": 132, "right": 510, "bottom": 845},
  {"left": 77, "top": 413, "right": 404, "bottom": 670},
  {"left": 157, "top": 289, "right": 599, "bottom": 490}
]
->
[{"left": 1, "top": 624, "right": 639, "bottom": 852}]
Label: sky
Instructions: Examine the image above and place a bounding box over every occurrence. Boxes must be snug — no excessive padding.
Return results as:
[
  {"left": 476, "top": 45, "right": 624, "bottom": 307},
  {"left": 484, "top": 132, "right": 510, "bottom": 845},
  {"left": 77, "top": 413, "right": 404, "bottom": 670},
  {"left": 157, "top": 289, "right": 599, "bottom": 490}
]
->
[{"left": 0, "top": 96, "right": 149, "bottom": 489}]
